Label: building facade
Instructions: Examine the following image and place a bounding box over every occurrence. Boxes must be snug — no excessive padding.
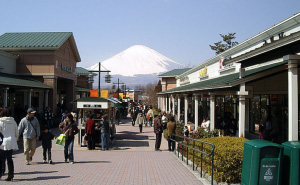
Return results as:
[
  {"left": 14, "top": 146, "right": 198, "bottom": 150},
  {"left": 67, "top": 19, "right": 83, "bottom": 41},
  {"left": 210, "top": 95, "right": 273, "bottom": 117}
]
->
[{"left": 158, "top": 12, "right": 300, "bottom": 142}]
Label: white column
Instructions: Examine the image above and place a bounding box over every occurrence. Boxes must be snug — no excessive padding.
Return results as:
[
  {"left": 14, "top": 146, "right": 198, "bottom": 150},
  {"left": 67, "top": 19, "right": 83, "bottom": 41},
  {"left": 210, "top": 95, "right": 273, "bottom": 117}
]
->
[
  {"left": 172, "top": 95, "right": 175, "bottom": 116},
  {"left": 284, "top": 55, "right": 300, "bottom": 141},
  {"left": 45, "top": 90, "right": 49, "bottom": 108},
  {"left": 210, "top": 94, "right": 215, "bottom": 131},
  {"left": 237, "top": 83, "right": 248, "bottom": 137},
  {"left": 168, "top": 96, "right": 171, "bottom": 113},
  {"left": 184, "top": 94, "right": 188, "bottom": 125},
  {"left": 165, "top": 96, "right": 168, "bottom": 112},
  {"left": 3, "top": 88, "right": 9, "bottom": 107},
  {"left": 177, "top": 95, "right": 181, "bottom": 121},
  {"left": 194, "top": 94, "right": 199, "bottom": 131},
  {"left": 157, "top": 96, "right": 160, "bottom": 110},
  {"left": 28, "top": 89, "right": 33, "bottom": 108}
]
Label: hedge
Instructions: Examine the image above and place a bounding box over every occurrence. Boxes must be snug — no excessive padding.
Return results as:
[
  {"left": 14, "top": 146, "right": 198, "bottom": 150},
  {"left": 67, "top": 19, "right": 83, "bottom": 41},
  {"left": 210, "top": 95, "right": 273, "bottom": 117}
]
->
[{"left": 186, "top": 136, "right": 248, "bottom": 184}]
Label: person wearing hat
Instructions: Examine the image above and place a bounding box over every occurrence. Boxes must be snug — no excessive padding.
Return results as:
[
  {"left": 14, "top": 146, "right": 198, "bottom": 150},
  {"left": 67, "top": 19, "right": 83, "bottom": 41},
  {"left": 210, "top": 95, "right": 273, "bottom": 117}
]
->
[{"left": 18, "top": 108, "right": 40, "bottom": 165}]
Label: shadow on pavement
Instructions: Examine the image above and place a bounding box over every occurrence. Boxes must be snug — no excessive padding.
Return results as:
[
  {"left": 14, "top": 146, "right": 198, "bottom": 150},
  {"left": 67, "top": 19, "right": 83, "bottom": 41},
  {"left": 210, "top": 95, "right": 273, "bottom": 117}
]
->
[
  {"left": 15, "top": 175, "right": 70, "bottom": 181},
  {"left": 51, "top": 161, "right": 111, "bottom": 164},
  {"left": 116, "top": 131, "right": 149, "bottom": 140},
  {"left": 14, "top": 171, "right": 58, "bottom": 175}
]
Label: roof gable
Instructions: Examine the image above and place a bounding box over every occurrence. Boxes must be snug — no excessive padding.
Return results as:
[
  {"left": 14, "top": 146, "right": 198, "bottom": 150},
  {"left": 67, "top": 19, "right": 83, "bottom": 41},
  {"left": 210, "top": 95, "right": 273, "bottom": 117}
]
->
[{"left": 0, "top": 32, "right": 81, "bottom": 62}]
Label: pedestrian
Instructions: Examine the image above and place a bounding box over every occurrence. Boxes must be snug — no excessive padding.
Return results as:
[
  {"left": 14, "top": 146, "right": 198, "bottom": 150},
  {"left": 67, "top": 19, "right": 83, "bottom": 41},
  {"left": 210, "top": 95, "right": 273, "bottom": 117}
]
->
[
  {"left": 44, "top": 106, "right": 53, "bottom": 130},
  {"left": 167, "top": 116, "right": 176, "bottom": 152},
  {"left": 61, "top": 110, "right": 68, "bottom": 122},
  {"left": 0, "top": 131, "right": 4, "bottom": 177},
  {"left": 85, "top": 114, "right": 96, "bottom": 150},
  {"left": 136, "top": 110, "right": 145, "bottom": 133},
  {"left": 100, "top": 114, "right": 110, "bottom": 151},
  {"left": 183, "top": 126, "right": 189, "bottom": 137},
  {"left": 154, "top": 113, "right": 163, "bottom": 151},
  {"left": 39, "top": 125, "right": 54, "bottom": 164},
  {"left": 147, "top": 106, "right": 154, "bottom": 127},
  {"left": 18, "top": 108, "right": 40, "bottom": 165},
  {"left": 161, "top": 112, "right": 168, "bottom": 130},
  {"left": 59, "top": 113, "right": 79, "bottom": 164},
  {"left": 71, "top": 109, "right": 77, "bottom": 124},
  {"left": 131, "top": 107, "right": 137, "bottom": 126},
  {"left": 0, "top": 107, "right": 19, "bottom": 181},
  {"left": 115, "top": 108, "right": 120, "bottom": 125}
]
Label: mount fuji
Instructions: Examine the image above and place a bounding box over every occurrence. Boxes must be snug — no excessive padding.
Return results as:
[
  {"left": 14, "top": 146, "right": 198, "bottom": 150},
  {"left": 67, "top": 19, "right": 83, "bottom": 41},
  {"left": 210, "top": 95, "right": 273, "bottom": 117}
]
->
[{"left": 88, "top": 45, "right": 185, "bottom": 88}]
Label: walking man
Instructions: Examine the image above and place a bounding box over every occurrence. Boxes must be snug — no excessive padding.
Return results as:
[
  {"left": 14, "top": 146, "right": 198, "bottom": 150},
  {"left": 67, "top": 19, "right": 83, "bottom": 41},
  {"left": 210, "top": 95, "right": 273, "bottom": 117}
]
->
[
  {"left": 154, "top": 113, "right": 163, "bottom": 151},
  {"left": 18, "top": 108, "right": 40, "bottom": 165}
]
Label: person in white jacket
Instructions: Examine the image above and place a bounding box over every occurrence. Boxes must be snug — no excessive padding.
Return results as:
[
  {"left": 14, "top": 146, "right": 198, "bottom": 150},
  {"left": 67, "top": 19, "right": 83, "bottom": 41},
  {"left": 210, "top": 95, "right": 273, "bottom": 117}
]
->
[{"left": 0, "top": 107, "right": 19, "bottom": 181}]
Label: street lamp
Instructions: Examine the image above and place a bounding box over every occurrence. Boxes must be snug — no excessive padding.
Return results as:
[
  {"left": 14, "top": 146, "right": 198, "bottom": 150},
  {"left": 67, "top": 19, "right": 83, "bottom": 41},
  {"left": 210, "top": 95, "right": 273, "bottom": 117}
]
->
[{"left": 89, "top": 62, "right": 111, "bottom": 97}]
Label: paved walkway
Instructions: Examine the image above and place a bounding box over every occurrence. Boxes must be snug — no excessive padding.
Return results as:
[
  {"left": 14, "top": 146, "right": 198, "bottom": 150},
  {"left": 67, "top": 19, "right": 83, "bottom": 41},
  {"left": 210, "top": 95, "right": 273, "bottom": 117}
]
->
[{"left": 0, "top": 119, "right": 205, "bottom": 185}]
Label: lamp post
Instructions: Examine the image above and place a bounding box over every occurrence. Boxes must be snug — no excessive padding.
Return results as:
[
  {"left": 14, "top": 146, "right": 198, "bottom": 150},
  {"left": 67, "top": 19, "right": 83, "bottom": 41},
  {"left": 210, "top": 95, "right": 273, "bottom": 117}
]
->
[
  {"left": 89, "top": 62, "right": 111, "bottom": 97},
  {"left": 113, "top": 78, "right": 124, "bottom": 100}
]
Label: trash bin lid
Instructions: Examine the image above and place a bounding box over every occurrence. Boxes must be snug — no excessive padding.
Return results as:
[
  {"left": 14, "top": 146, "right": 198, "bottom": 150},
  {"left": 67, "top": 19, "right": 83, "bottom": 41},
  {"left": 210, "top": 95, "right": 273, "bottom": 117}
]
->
[
  {"left": 282, "top": 141, "right": 300, "bottom": 149},
  {"left": 245, "top": 139, "right": 283, "bottom": 149}
]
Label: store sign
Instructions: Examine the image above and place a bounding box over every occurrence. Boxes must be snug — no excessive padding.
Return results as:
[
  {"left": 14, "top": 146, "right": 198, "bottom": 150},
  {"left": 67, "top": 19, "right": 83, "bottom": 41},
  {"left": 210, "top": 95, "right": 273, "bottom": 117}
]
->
[
  {"left": 199, "top": 66, "right": 207, "bottom": 76},
  {"left": 90, "top": 90, "right": 98, "bottom": 97},
  {"left": 83, "top": 104, "right": 102, "bottom": 108},
  {"left": 61, "top": 63, "right": 72, "bottom": 73}
]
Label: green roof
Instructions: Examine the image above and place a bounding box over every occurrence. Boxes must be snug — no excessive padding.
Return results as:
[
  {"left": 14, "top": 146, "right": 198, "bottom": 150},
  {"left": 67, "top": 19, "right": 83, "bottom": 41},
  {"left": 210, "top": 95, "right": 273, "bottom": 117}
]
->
[
  {"left": 159, "top": 62, "right": 285, "bottom": 94},
  {"left": 0, "top": 73, "right": 51, "bottom": 89},
  {"left": 158, "top": 68, "right": 192, "bottom": 77},
  {"left": 76, "top": 67, "right": 92, "bottom": 75},
  {"left": 0, "top": 32, "right": 81, "bottom": 61},
  {"left": 75, "top": 86, "right": 90, "bottom": 92},
  {"left": 74, "top": 97, "right": 109, "bottom": 102}
]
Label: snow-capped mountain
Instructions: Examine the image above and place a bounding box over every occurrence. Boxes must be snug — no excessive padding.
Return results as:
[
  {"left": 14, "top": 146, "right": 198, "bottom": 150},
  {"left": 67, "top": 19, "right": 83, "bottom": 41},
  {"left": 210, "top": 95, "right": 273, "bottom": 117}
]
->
[{"left": 88, "top": 45, "right": 185, "bottom": 87}]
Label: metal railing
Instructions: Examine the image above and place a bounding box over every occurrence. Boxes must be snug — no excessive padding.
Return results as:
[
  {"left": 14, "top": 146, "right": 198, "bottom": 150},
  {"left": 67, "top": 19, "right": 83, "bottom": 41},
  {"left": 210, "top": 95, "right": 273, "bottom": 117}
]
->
[{"left": 170, "top": 135, "right": 215, "bottom": 185}]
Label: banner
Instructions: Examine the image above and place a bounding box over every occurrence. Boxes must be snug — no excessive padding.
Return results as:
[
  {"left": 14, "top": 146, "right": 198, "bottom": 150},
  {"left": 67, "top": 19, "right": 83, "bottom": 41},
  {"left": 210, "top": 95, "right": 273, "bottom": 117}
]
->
[
  {"left": 119, "top": 93, "right": 123, "bottom": 99},
  {"left": 101, "top": 90, "right": 109, "bottom": 98},
  {"left": 90, "top": 90, "right": 98, "bottom": 97}
]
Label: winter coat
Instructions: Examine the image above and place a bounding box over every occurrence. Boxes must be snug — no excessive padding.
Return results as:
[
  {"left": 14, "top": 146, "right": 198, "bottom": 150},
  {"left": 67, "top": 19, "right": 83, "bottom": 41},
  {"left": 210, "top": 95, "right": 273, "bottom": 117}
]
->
[
  {"left": 100, "top": 120, "right": 109, "bottom": 133},
  {"left": 167, "top": 121, "right": 176, "bottom": 137},
  {"left": 59, "top": 120, "right": 79, "bottom": 141},
  {"left": 18, "top": 115, "right": 40, "bottom": 140},
  {"left": 0, "top": 117, "right": 19, "bottom": 151},
  {"left": 136, "top": 113, "right": 145, "bottom": 125},
  {"left": 154, "top": 116, "right": 162, "bottom": 134},
  {"left": 85, "top": 118, "right": 96, "bottom": 135},
  {"left": 40, "top": 131, "right": 54, "bottom": 148}
]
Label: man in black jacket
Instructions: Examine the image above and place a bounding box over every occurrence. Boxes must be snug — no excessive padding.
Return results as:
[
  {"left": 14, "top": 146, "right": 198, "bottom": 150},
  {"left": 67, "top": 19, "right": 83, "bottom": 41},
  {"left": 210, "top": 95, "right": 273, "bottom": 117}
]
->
[{"left": 154, "top": 113, "right": 163, "bottom": 151}]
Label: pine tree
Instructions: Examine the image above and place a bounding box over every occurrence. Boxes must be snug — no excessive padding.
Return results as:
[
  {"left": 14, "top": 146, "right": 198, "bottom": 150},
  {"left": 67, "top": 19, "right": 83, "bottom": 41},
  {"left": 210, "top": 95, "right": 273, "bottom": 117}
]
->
[{"left": 209, "top": 33, "right": 238, "bottom": 55}]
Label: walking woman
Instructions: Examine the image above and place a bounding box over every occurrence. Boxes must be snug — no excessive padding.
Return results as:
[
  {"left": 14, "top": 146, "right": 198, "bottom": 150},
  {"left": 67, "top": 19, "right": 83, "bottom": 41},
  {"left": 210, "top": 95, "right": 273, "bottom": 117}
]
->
[
  {"left": 0, "top": 108, "right": 19, "bottom": 181},
  {"left": 136, "top": 110, "right": 145, "bottom": 133},
  {"left": 59, "top": 113, "right": 79, "bottom": 164}
]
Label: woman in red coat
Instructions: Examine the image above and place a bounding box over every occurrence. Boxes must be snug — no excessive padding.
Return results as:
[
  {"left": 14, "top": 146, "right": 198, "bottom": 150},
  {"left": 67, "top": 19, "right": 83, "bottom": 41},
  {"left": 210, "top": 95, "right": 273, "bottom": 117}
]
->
[{"left": 85, "top": 114, "right": 96, "bottom": 150}]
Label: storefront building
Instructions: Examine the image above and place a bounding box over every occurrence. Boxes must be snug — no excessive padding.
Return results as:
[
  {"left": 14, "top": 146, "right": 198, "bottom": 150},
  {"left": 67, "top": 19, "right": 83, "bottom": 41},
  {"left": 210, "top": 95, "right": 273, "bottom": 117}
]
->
[
  {"left": 158, "top": 12, "right": 300, "bottom": 142},
  {"left": 0, "top": 32, "right": 82, "bottom": 116}
]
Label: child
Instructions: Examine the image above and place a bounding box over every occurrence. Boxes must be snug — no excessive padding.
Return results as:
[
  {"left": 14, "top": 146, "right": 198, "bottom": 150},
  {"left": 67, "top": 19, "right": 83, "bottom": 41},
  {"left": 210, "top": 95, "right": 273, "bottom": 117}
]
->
[{"left": 40, "top": 126, "right": 55, "bottom": 164}]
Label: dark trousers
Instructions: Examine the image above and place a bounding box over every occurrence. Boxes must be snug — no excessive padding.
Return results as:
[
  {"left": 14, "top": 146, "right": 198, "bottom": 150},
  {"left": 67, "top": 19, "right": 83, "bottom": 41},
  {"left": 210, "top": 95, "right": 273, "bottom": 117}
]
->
[
  {"left": 139, "top": 124, "right": 143, "bottom": 133},
  {"left": 0, "top": 150, "right": 13, "bottom": 178},
  {"left": 132, "top": 119, "right": 135, "bottom": 126},
  {"left": 43, "top": 147, "right": 52, "bottom": 161},
  {"left": 168, "top": 136, "right": 175, "bottom": 151},
  {"left": 0, "top": 149, "right": 5, "bottom": 175},
  {"left": 87, "top": 134, "right": 95, "bottom": 150},
  {"left": 155, "top": 132, "right": 162, "bottom": 150}
]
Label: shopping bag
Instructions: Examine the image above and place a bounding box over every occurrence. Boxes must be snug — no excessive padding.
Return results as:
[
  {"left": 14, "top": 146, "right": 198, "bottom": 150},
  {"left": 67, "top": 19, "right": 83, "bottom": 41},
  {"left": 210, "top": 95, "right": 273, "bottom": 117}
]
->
[{"left": 56, "top": 134, "right": 66, "bottom": 146}]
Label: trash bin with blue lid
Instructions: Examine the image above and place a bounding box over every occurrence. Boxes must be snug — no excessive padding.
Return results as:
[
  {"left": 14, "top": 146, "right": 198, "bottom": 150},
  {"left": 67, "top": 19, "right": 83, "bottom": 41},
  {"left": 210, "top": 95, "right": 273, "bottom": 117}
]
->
[
  {"left": 282, "top": 141, "right": 300, "bottom": 185},
  {"left": 241, "top": 139, "right": 283, "bottom": 185}
]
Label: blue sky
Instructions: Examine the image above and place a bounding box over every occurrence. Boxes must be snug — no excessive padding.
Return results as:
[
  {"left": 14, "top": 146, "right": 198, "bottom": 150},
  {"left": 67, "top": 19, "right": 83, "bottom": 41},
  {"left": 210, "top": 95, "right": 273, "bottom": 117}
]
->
[{"left": 1, "top": 0, "right": 300, "bottom": 68}]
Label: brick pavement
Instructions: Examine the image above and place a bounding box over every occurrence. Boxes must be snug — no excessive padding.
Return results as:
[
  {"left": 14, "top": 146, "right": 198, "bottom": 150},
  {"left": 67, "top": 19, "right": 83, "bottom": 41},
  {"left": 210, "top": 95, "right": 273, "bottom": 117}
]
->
[{"left": 0, "top": 118, "right": 206, "bottom": 185}]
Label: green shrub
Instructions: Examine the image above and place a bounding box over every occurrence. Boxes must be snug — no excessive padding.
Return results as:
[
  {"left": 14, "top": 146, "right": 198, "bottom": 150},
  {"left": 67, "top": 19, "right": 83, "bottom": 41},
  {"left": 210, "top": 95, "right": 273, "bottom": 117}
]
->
[
  {"left": 187, "top": 136, "right": 248, "bottom": 184},
  {"left": 191, "top": 127, "right": 219, "bottom": 139}
]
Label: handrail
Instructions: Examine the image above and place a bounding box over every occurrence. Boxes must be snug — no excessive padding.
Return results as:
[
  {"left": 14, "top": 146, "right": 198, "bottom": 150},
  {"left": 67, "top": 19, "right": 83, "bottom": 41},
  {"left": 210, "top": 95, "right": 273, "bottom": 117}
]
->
[{"left": 170, "top": 135, "right": 215, "bottom": 185}]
